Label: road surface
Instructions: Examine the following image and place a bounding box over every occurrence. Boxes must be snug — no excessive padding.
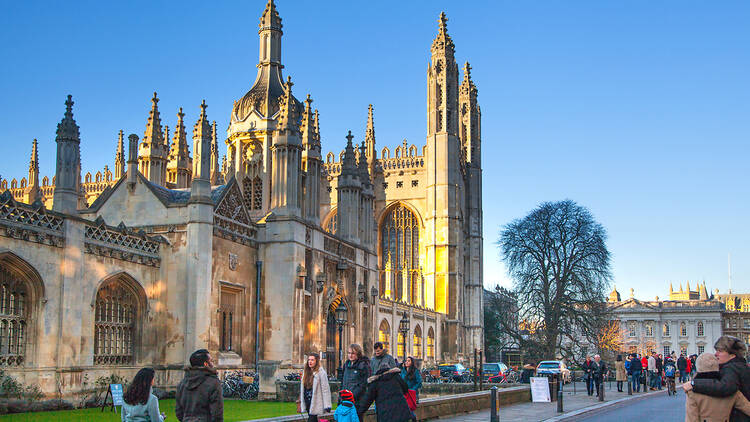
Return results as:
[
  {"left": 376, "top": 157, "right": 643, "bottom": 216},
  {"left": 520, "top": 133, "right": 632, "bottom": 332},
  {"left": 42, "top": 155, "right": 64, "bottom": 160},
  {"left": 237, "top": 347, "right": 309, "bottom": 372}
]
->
[{"left": 575, "top": 388, "right": 685, "bottom": 421}]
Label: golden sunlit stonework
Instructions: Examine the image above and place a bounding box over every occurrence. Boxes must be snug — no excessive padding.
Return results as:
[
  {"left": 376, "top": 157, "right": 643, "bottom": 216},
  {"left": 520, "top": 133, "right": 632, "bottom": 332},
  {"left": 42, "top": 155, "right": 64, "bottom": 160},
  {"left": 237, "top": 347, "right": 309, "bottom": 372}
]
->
[{"left": 0, "top": 0, "right": 483, "bottom": 397}]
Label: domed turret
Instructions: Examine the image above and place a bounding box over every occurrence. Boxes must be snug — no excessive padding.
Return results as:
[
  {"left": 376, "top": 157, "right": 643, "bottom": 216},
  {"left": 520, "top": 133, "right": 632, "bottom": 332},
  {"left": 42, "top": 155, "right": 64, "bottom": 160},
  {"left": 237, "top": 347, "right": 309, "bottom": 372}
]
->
[{"left": 608, "top": 285, "right": 621, "bottom": 303}]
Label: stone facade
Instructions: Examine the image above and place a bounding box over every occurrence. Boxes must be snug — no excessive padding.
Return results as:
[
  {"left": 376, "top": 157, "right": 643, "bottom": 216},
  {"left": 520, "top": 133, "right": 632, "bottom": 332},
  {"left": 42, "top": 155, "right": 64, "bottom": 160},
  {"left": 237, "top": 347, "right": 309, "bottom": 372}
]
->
[
  {"left": 714, "top": 291, "right": 750, "bottom": 350},
  {"left": 0, "top": 1, "right": 483, "bottom": 396},
  {"left": 608, "top": 286, "right": 724, "bottom": 357}
]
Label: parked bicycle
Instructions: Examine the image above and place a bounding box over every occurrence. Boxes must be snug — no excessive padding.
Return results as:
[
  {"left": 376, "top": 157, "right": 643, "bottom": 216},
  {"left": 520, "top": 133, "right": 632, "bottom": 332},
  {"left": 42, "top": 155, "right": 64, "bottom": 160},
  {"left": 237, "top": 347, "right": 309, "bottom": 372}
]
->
[{"left": 222, "top": 370, "right": 259, "bottom": 400}]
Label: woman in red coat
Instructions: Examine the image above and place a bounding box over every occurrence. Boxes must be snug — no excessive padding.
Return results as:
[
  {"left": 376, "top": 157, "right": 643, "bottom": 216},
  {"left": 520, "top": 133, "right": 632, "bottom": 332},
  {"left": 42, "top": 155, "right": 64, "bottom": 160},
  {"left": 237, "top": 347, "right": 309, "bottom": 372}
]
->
[{"left": 686, "top": 356, "right": 692, "bottom": 380}]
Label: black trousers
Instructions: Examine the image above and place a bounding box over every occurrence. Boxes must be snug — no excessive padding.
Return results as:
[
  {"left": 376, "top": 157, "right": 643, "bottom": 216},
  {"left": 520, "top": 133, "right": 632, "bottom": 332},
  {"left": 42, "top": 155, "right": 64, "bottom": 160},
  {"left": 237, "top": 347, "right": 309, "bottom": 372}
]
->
[
  {"left": 307, "top": 415, "right": 318, "bottom": 422},
  {"left": 616, "top": 380, "right": 623, "bottom": 391}
]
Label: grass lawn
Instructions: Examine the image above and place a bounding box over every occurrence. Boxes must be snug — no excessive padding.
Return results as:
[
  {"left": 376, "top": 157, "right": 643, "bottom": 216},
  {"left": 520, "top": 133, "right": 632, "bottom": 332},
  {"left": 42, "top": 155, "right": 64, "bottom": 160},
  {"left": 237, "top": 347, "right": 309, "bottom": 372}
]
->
[{"left": 0, "top": 399, "right": 301, "bottom": 422}]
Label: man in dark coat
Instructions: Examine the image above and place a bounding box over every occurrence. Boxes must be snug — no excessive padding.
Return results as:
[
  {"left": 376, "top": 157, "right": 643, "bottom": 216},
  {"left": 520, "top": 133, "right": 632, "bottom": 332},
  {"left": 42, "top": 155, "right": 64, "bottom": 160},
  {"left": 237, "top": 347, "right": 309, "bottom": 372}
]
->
[
  {"left": 370, "top": 342, "right": 397, "bottom": 375},
  {"left": 592, "top": 355, "right": 607, "bottom": 397},
  {"left": 629, "top": 353, "right": 643, "bottom": 393},
  {"left": 677, "top": 354, "right": 688, "bottom": 383},
  {"left": 342, "top": 348, "right": 371, "bottom": 422},
  {"left": 176, "top": 349, "right": 224, "bottom": 422},
  {"left": 684, "top": 336, "right": 750, "bottom": 422},
  {"left": 357, "top": 364, "right": 413, "bottom": 422}
]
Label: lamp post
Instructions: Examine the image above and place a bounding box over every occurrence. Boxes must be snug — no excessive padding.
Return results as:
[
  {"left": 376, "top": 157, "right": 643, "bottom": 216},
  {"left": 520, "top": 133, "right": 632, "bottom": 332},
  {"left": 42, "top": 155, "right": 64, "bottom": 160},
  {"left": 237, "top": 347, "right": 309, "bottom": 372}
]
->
[
  {"left": 335, "top": 302, "right": 348, "bottom": 379},
  {"left": 399, "top": 314, "right": 410, "bottom": 364}
]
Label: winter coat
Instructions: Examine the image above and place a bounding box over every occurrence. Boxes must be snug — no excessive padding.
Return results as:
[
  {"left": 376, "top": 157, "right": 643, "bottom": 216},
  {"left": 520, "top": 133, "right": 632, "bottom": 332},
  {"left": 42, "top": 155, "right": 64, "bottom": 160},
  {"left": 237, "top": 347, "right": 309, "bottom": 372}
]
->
[
  {"left": 582, "top": 360, "right": 595, "bottom": 379},
  {"left": 687, "top": 371, "right": 750, "bottom": 422},
  {"left": 678, "top": 356, "right": 688, "bottom": 371},
  {"left": 300, "top": 367, "right": 332, "bottom": 416},
  {"left": 615, "top": 361, "right": 626, "bottom": 382},
  {"left": 342, "top": 358, "right": 371, "bottom": 404},
  {"left": 175, "top": 367, "right": 223, "bottom": 422},
  {"left": 630, "top": 358, "right": 643, "bottom": 373},
  {"left": 121, "top": 388, "right": 164, "bottom": 422},
  {"left": 357, "top": 367, "right": 413, "bottom": 422},
  {"left": 520, "top": 365, "right": 535, "bottom": 384},
  {"left": 401, "top": 367, "right": 423, "bottom": 396},
  {"left": 334, "top": 400, "right": 360, "bottom": 422},
  {"left": 593, "top": 360, "right": 606, "bottom": 379},
  {"left": 641, "top": 357, "right": 648, "bottom": 371},
  {"left": 687, "top": 358, "right": 693, "bottom": 374},
  {"left": 648, "top": 356, "right": 657, "bottom": 372},
  {"left": 692, "top": 356, "right": 750, "bottom": 422},
  {"left": 370, "top": 353, "right": 397, "bottom": 375}
]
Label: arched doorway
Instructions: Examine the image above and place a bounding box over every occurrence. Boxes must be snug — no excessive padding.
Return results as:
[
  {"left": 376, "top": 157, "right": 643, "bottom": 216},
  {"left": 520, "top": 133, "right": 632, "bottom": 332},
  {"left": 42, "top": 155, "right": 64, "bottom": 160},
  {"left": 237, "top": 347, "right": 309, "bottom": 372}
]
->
[{"left": 325, "top": 311, "right": 337, "bottom": 375}]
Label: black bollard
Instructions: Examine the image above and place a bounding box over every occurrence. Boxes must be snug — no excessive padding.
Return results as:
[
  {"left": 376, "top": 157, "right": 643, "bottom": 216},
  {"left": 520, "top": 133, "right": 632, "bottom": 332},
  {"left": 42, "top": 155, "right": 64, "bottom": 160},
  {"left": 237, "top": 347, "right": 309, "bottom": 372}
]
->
[
  {"left": 557, "top": 374, "right": 564, "bottom": 413},
  {"left": 490, "top": 386, "right": 499, "bottom": 422},
  {"left": 599, "top": 379, "right": 605, "bottom": 401},
  {"left": 573, "top": 376, "right": 577, "bottom": 394},
  {"left": 627, "top": 375, "right": 632, "bottom": 395}
]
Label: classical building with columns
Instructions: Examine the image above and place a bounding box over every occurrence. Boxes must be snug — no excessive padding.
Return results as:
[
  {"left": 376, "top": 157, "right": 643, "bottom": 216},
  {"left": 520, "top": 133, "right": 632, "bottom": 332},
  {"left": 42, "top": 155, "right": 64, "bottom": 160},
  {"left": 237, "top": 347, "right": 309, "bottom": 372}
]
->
[{"left": 0, "top": 0, "right": 483, "bottom": 396}]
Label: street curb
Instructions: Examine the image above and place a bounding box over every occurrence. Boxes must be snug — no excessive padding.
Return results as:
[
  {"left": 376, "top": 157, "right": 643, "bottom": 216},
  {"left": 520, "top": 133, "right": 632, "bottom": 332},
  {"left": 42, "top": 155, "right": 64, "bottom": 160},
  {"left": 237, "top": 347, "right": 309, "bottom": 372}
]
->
[{"left": 541, "top": 386, "right": 675, "bottom": 422}]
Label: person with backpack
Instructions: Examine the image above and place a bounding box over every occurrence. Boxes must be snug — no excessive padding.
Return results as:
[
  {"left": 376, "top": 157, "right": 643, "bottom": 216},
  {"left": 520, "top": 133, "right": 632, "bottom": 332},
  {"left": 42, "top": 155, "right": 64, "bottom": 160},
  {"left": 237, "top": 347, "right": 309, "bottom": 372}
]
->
[{"left": 664, "top": 357, "right": 677, "bottom": 394}]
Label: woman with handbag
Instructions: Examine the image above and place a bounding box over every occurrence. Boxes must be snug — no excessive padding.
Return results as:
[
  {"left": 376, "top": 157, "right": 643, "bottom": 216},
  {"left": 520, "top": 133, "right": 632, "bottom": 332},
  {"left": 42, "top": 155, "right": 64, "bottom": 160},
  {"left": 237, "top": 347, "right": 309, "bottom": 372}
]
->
[
  {"left": 357, "top": 361, "right": 413, "bottom": 422},
  {"left": 299, "top": 353, "right": 332, "bottom": 422},
  {"left": 401, "top": 357, "right": 422, "bottom": 403}
]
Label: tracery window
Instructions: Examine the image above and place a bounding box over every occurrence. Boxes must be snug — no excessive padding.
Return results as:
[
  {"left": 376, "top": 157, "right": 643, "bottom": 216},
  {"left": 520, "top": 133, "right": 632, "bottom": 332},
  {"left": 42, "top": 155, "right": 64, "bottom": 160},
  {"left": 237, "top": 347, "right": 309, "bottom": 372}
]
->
[
  {"left": 94, "top": 281, "right": 137, "bottom": 365},
  {"left": 379, "top": 204, "right": 420, "bottom": 303},
  {"left": 413, "top": 325, "right": 422, "bottom": 359},
  {"left": 252, "top": 177, "right": 262, "bottom": 210},
  {"left": 378, "top": 320, "right": 390, "bottom": 353},
  {"left": 427, "top": 327, "right": 435, "bottom": 360},
  {"left": 324, "top": 211, "right": 337, "bottom": 235},
  {"left": 397, "top": 331, "right": 406, "bottom": 361},
  {"left": 0, "top": 268, "right": 27, "bottom": 366}
]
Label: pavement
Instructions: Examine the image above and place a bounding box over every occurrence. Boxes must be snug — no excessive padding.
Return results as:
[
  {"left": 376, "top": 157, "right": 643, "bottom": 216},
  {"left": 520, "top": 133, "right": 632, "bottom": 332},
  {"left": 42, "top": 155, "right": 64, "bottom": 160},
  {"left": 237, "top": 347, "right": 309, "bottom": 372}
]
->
[{"left": 436, "top": 380, "right": 678, "bottom": 421}]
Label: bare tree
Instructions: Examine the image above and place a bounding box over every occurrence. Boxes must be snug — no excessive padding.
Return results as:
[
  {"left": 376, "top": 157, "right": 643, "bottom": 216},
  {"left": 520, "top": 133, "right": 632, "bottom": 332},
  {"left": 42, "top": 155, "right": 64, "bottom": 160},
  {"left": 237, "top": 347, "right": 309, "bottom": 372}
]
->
[{"left": 498, "top": 200, "right": 612, "bottom": 361}]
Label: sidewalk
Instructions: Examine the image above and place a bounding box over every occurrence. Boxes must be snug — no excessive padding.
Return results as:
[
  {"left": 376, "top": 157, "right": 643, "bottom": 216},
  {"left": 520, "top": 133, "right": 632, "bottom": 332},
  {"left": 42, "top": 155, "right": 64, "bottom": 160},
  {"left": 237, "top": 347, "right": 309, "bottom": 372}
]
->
[{"left": 437, "top": 380, "right": 672, "bottom": 421}]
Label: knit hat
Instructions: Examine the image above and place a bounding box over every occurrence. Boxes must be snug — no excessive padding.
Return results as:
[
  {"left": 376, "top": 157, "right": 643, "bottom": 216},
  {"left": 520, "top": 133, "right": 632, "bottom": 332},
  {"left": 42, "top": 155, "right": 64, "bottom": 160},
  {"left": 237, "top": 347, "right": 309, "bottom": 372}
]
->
[
  {"left": 696, "top": 352, "right": 719, "bottom": 373},
  {"left": 339, "top": 389, "right": 354, "bottom": 403}
]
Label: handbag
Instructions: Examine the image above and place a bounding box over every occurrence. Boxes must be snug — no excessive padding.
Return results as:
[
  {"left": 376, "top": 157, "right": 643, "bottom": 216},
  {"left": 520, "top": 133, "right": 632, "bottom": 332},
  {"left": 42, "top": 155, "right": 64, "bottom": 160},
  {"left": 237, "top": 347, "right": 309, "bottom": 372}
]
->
[{"left": 404, "top": 389, "right": 417, "bottom": 411}]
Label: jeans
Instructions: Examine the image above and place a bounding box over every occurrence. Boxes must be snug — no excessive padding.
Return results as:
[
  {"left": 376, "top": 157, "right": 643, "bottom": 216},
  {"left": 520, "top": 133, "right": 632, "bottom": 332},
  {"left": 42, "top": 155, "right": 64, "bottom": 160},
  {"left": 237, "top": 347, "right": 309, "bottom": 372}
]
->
[
  {"left": 586, "top": 376, "right": 594, "bottom": 395},
  {"left": 649, "top": 371, "right": 659, "bottom": 389},
  {"left": 631, "top": 371, "right": 641, "bottom": 392},
  {"left": 594, "top": 376, "right": 602, "bottom": 396},
  {"left": 679, "top": 371, "right": 687, "bottom": 383}
]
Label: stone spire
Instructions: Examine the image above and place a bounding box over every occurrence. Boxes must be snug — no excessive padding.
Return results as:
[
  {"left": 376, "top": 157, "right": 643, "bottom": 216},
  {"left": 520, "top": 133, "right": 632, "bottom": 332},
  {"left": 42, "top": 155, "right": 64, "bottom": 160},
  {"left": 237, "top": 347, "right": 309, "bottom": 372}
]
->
[
  {"left": 163, "top": 125, "right": 170, "bottom": 150},
  {"left": 138, "top": 92, "right": 168, "bottom": 185},
  {"left": 167, "top": 107, "right": 192, "bottom": 188},
  {"left": 210, "top": 121, "right": 221, "bottom": 185},
  {"left": 428, "top": 12, "right": 459, "bottom": 137},
  {"left": 365, "top": 104, "right": 376, "bottom": 159},
  {"left": 190, "top": 100, "right": 212, "bottom": 204},
  {"left": 53, "top": 95, "right": 81, "bottom": 214},
  {"left": 357, "top": 140, "right": 375, "bottom": 249},
  {"left": 459, "top": 61, "right": 481, "bottom": 165},
  {"left": 277, "top": 77, "right": 300, "bottom": 134},
  {"left": 301, "top": 95, "right": 321, "bottom": 223},
  {"left": 336, "top": 131, "right": 362, "bottom": 243},
  {"left": 357, "top": 141, "right": 371, "bottom": 186},
  {"left": 313, "top": 109, "right": 321, "bottom": 149},
  {"left": 115, "top": 130, "right": 125, "bottom": 180},
  {"left": 24, "top": 139, "right": 41, "bottom": 204}
]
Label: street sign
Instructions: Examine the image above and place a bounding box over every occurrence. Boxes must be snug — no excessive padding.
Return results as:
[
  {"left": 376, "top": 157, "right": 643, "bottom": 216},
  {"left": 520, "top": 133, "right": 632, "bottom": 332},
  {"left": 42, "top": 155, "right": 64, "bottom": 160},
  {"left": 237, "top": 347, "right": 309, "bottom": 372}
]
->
[{"left": 110, "top": 384, "right": 124, "bottom": 406}]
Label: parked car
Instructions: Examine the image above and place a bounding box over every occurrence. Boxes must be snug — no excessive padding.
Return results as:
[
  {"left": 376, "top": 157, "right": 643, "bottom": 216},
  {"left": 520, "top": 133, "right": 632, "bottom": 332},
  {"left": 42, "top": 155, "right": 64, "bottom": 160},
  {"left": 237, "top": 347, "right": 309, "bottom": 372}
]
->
[
  {"left": 535, "top": 360, "right": 571, "bottom": 384},
  {"left": 439, "top": 363, "right": 471, "bottom": 382},
  {"left": 482, "top": 362, "right": 509, "bottom": 382}
]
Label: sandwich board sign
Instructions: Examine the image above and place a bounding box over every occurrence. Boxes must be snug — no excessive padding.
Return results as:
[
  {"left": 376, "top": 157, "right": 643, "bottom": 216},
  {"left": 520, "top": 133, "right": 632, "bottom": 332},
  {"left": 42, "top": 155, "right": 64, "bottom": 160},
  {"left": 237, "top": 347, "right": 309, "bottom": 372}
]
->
[
  {"left": 530, "top": 377, "right": 551, "bottom": 402},
  {"left": 101, "top": 383, "right": 124, "bottom": 412}
]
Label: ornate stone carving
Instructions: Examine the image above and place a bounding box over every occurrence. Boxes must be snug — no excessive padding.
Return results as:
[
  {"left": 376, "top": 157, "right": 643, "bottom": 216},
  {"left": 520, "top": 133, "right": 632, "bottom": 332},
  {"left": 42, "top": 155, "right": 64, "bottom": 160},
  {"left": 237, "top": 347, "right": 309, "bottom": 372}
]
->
[
  {"left": 229, "top": 253, "right": 238, "bottom": 271},
  {"left": 0, "top": 191, "right": 65, "bottom": 247},
  {"left": 215, "top": 181, "right": 251, "bottom": 226}
]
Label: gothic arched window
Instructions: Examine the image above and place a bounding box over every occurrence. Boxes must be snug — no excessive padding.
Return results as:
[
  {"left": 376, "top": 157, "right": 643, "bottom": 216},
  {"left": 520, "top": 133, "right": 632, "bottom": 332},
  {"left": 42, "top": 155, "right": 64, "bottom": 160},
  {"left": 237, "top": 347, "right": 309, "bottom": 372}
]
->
[
  {"left": 0, "top": 267, "right": 28, "bottom": 366},
  {"left": 379, "top": 203, "right": 420, "bottom": 303},
  {"left": 94, "top": 280, "right": 139, "bottom": 365},
  {"left": 413, "top": 325, "right": 422, "bottom": 358},
  {"left": 378, "top": 319, "right": 390, "bottom": 353},
  {"left": 324, "top": 210, "right": 337, "bottom": 235},
  {"left": 427, "top": 327, "right": 435, "bottom": 360}
]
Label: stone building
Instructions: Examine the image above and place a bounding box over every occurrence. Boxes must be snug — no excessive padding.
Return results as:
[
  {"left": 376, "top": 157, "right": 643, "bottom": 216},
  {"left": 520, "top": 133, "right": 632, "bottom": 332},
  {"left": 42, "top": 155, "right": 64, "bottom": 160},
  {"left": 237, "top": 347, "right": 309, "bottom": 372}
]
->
[
  {"left": 0, "top": 1, "right": 483, "bottom": 396},
  {"left": 608, "top": 286, "right": 724, "bottom": 357},
  {"left": 714, "top": 290, "right": 750, "bottom": 351}
]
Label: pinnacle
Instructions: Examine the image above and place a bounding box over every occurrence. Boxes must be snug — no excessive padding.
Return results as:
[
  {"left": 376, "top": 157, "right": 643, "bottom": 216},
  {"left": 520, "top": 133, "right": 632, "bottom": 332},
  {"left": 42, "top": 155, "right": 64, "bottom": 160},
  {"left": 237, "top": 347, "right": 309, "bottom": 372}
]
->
[
  {"left": 277, "top": 76, "right": 299, "bottom": 132},
  {"left": 438, "top": 12, "right": 448, "bottom": 33},
  {"left": 431, "top": 11, "right": 455, "bottom": 53},
  {"left": 56, "top": 94, "right": 80, "bottom": 141},
  {"left": 260, "top": 0, "right": 283, "bottom": 30},
  {"left": 143, "top": 92, "right": 164, "bottom": 146}
]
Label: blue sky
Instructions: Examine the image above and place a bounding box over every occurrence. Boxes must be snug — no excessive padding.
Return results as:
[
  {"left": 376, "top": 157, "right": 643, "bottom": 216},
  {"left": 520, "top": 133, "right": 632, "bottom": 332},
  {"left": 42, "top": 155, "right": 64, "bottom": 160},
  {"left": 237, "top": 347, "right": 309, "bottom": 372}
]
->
[{"left": 1, "top": 1, "right": 748, "bottom": 300}]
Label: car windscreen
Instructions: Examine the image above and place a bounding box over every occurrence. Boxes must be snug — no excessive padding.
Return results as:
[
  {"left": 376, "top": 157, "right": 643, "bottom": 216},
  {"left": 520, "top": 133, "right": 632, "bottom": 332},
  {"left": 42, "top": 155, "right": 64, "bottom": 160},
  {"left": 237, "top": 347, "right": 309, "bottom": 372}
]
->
[
  {"left": 537, "top": 363, "right": 559, "bottom": 369},
  {"left": 483, "top": 364, "right": 499, "bottom": 372}
]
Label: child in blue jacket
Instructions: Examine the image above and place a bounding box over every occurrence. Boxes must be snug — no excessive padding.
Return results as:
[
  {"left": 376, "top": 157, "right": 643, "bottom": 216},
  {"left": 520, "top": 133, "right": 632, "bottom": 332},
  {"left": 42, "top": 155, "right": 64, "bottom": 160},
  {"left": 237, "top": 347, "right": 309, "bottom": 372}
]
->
[{"left": 334, "top": 389, "right": 359, "bottom": 422}]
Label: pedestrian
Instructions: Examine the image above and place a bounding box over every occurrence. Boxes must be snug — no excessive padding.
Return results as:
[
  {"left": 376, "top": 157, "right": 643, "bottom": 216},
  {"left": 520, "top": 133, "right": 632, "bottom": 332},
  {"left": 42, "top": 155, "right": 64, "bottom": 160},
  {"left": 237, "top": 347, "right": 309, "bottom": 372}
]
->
[
  {"left": 175, "top": 349, "right": 223, "bottom": 422},
  {"left": 593, "top": 354, "right": 606, "bottom": 396},
  {"left": 342, "top": 344, "right": 370, "bottom": 421},
  {"left": 582, "top": 355, "right": 595, "bottom": 396},
  {"left": 683, "top": 336, "right": 750, "bottom": 422},
  {"left": 615, "top": 355, "right": 626, "bottom": 392},
  {"left": 687, "top": 355, "right": 693, "bottom": 380},
  {"left": 400, "top": 356, "right": 422, "bottom": 411},
  {"left": 629, "top": 353, "right": 643, "bottom": 393},
  {"left": 122, "top": 367, "right": 165, "bottom": 422},
  {"left": 370, "top": 342, "right": 397, "bottom": 375},
  {"left": 685, "top": 352, "right": 750, "bottom": 422},
  {"left": 334, "top": 389, "right": 359, "bottom": 422},
  {"left": 641, "top": 354, "right": 649, "bottom": 389},
  {"left": 664, "top": 356, "right": 677, "bottom": 393},
  {"left": 520, "top": 362, "right": 536, "bottom": 384},
  {"left": 300, "top": 353, "right": 332, "bottom": 422},
  {"left": 678, "top": 353, "right": 688, "bottom": 383},
  {"left": 357, "top": 361, "right": 413, "bottom": 422},
  {"left": 656, "top": 354, "right": 663, "bottom": 390},
  {"left": 648, "top": 352, "right": 658, "bottom": 390}
]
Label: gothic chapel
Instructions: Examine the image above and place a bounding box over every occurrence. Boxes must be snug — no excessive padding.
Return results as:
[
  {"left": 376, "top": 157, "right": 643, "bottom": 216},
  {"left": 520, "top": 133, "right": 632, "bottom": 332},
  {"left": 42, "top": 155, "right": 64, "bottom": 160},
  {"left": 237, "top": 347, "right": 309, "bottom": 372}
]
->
[{"left": 0, "top": 1, "right": 483, "bottom": 396}]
